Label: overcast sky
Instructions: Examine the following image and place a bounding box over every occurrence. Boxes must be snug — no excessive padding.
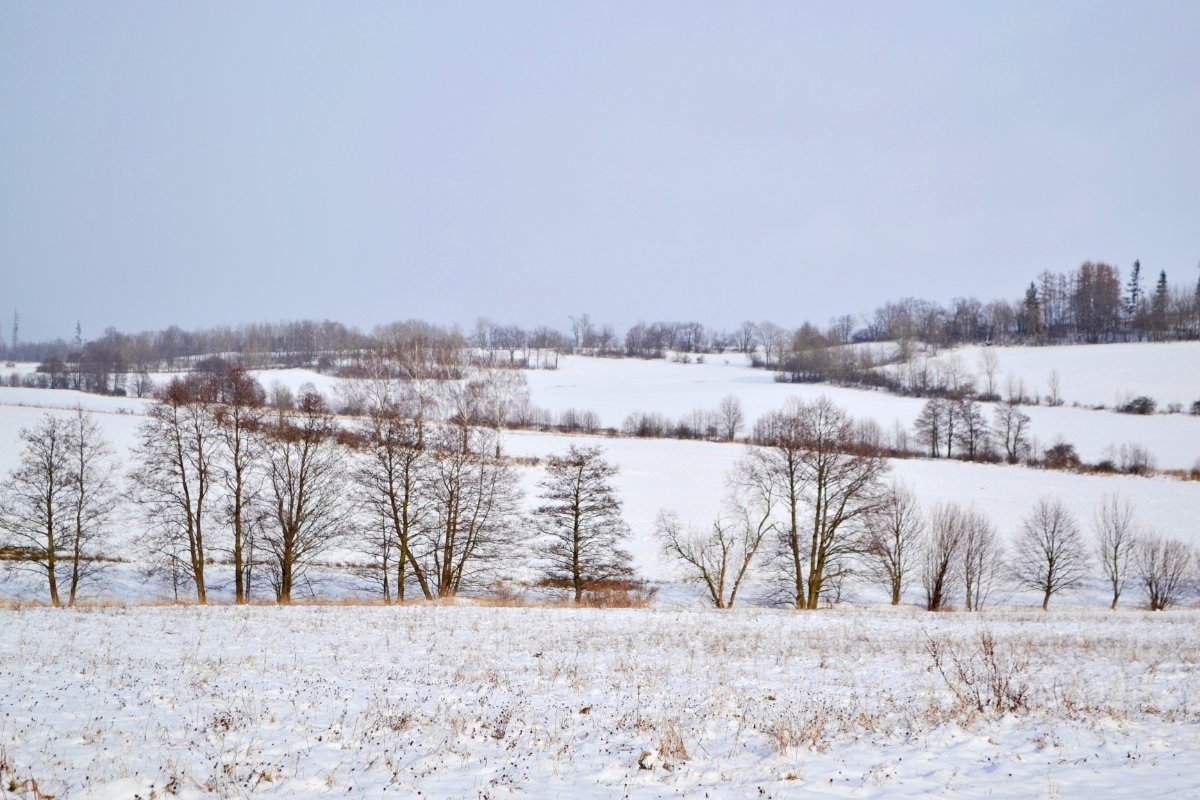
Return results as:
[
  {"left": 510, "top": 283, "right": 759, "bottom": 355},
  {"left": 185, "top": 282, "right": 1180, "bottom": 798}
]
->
[{"left": 2, "top": 2, "right": 1198, "bottom": 342}]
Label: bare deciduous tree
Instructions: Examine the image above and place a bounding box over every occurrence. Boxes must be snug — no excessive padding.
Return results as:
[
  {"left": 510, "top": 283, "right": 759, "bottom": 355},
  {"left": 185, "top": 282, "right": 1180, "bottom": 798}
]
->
[
  {"left": 61, "top": 407, "right": 119, "bottom": 605},
  {"left": 961, "top": 509, "right": 1002, "bottom": 611},
  {"left": 1012, "top": 498, "right": 1089, "bottom": 610},
  {"left": 423, "top": 426, "right": 523, "bottom": 597},
  {"left": 657, "top": 453, "right": 777, "bottom": 608},
  {"left": 922, "top": 504, "right": 965, "bottom": 611},
  {"left": 757, "top": 321, "right": 787, "bottom": 368},
  {"left": 535, "top": 445, "right": 632, "bottom": 602},
  {"left": 715, "top": 394, "right": 745, "bottom": 441},
  {"left": 1046, "top": 369, "right": 1063, "bottom": 407},
  {"left": 130, "top": 377, "right": 219, "bottom": 603},
  {"left": 262, "top": 387, "right": 350, "bottom": 603},
  {"left": 993, "top": 401, "right": 1032, "bottom": 464},
  {"left": 1136, "top": 533, "right": 1193, "bottom": 610},
  {"left": 354, "top": 404, "right": 433, "bottom": 601},
  {"left": 1094, "top": 494, "right": 1139, "bottom": 610},
  {"left": 953, "top": 398, "right": 991, "bottom": 460},
  {"left": 757, "top": 397, "right": 889, "bottom": 609},
  {"left": 861, "top": 482, "right": 923, "bottom": 605},
  {"left": 734, "top": 321, "right": 758, "bottom": 354},
  {"left": 977, "top": 348, "right": 999, "bottom": 397},
  {"left": 474, "top": 369, "right": 529, "bottom": 456},
  {"left": 213, "top": 364, "right": 266, "bottom": 603},
  {"left": 0, "top": 414, "right": 72, "bottom": 605},
  {"left": 914, "top": 398, "right": 948, "bottom": 458}
]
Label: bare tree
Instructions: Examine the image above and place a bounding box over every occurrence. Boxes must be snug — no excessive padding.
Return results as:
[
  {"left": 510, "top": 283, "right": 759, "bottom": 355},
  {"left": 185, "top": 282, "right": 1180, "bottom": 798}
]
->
[
  {"left": 213, "top": 364, "right": 266, "bottom": 603},
  {"left": 0, "top": 414, "right": 72, "bottom": 605},
  {"left": 569, "top": 314, "right": 593, "bottom": 353},
  {"left": 657, "top": 452, "right": 777, "bottom": 608},
  {"left": 734, "top": 321, "right": 758, "bottom": 354},
  {"left": 422, "top": 425, "right": 523, "bottom": 597},
  {"left": 535, "top": 445, "right": 632, "bottom": 602},
  {"left": 1012, "top": 498, "right": 1089, "bottom": 610},
  {"left": 993, "top": 401, "right": 1032, "bottom": 464},
  {"left": 977, "top": 348, "right": 1000, "bottom": 397},
  {"left": 961, "top": 508, "right": 1002, "bottom": 611},
  {"left": 757, "top": 397, "right": 889, "bottom": 609},
  {"left": 715, "top": 394, "right": 745, "bottom": 441},
  {"left": 913, "top": 398, "right": 947, "bottom": 458},
  {"left": 61, "top": 407, "right": 119, "bottom": 605},
  {"left": 757, "top": 321, "right": 787, "bottom": 368},
  {"left": 353, "top": 404, "right": 433, "bottom": 601},
  {"left": 1046, "top": 370, "right": 1063, "bottom": 406},
  {"left": 861, "top": 482, "right": 924, "bottom": 605},
  {"left": 1136, "top": 533, "right": 1193, "bottom": 610},
  {"left": 922, "top": 504, "right": 965, "bottom": 611},
  {"left": 953, "top": 398, "right": 991, "bottom": 460},
  {"left": 130, "top": 376, "right": 219, "bottom": 604},
  {"left": 1094, "top": 494, "right": 1139, "bottom": 610},
  {"left": 473, "top": 369, "right": 529, "bottom": 456},
  {"left": 261, "top": 387, "right": 350, "bottom": 603}
]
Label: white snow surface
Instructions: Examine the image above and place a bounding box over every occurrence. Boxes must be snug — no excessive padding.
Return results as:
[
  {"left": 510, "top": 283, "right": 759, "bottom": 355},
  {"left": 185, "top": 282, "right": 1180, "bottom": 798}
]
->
[
  {"left": 894, "top": 341, "right": 1200, "bottom": 409},
  {"left": 0, "top": 380, "right": 1198, "bottom": 594},
  {"left": 1, "top": 604, "right": 1198, "bottom": 799},
  {"left": 2, "top": 349, "right": 1199, "bottom": 797},
  {"left": 523, "top": 353, "right": 1200, "bottom": 470}
]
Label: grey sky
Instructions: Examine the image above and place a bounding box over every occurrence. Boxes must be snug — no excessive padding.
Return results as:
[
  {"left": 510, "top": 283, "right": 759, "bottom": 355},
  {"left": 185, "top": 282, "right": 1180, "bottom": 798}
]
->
[{"left": 2, "top": 2, "right": 1198, "bottom": 342}]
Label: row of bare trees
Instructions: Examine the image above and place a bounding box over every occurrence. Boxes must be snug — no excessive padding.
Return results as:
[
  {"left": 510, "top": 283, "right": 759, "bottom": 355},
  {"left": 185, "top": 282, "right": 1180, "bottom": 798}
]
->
[
  {"left": 0, "top": 363, "right": 640, "bottom": 605},
  {"left": 2, "top": 384, "right": 1193, "bottom": 609},
  {"left": 655, "top": 398, "right": 1197, "bottom": 611}
]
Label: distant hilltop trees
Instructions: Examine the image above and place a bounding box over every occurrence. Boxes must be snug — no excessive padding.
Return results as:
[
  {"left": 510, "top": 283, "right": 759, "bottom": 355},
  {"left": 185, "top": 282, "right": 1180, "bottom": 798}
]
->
[{"left": 1, "top": 260, "right": 1198, "bottom": 395}]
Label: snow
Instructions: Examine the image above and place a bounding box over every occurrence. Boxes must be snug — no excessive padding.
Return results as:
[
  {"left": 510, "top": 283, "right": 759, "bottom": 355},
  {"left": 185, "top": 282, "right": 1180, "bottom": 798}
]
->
[
  {"left": 521, "top": 354, "right": 1200, "bottom": 471},
  {"left": 897, "top": 341, "right": 1200, "bottom": 410},
  {"left": 504, "top": 431, "right": 1200, "bottom": 583},
  {"left": 1, "top": 347, "right": 1199, "bottom": 796},
  {"left": 1, "top": 604, "right": 1198, "bottom": 798}
]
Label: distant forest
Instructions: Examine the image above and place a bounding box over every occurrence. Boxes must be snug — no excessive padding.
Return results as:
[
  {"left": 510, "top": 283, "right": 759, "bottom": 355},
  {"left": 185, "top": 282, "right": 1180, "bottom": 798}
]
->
[{"left": 3, "top": 260, "right": 1198, "bottom": 397}]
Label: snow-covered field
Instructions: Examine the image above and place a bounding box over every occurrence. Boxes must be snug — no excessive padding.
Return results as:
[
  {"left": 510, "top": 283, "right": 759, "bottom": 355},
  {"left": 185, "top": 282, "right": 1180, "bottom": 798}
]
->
[
  {"left": 2, "top": 346, "right": 1199, "bottom": 798},
  {"left": 893, "top": 341, "right": 1200, "bottom": 410},
  {"left": 1, "top": 604, "right": 1197, "bottom": 799},
  {"left": 522, "top": 352, "right": 1200, "bottom": 471},
  {"left": 504, "top": 431, "right": 1200, "bottom": 582},
  {"left": 1, "top": 388, "right": 1197, "bottom": 592}
]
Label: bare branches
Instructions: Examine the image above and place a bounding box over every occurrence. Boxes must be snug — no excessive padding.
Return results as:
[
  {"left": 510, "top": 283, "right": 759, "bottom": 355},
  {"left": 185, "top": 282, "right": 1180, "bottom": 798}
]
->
[
  {"left": 862, "top": 483, "right": 923, "bottom": 605},
  {"left": 129, "top": 377, "right": 220, "bottom": 604},
  {"left": 1012, "top": 498, "right": 1089, "bottom": 610},
  {"left": 422, "top": 426, "right": 523, "bottom": 597},
  {"left": 261, "top": 387, "right": 351, "bottom": 603},
  {"left": 1094, "top": 494, "right": 1138, "bottom": 610},
  {"left": 0, "top": 414, "right": 73, "bottom": 605},
  {"left": 753, "top": 397, "right": 889, "bottom": 609},
  {"left": 1136, "top": 533, "right": 1194, "bottom": 611}
]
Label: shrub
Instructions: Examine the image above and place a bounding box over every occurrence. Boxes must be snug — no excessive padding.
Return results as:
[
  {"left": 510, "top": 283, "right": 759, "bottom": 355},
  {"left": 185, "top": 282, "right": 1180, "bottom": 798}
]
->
[
  {"left": 1042, "top": 441, "right": 1080, "bottom": 470},
  {"left": 925, "top": 630, "right": 1030, "bottom": 714},
  {"left": 1117, "top": 396, "right": 1156, "bottom": 415},
  {"left": 1118, "top": 443, "right": 1156, "bottom": 476}
]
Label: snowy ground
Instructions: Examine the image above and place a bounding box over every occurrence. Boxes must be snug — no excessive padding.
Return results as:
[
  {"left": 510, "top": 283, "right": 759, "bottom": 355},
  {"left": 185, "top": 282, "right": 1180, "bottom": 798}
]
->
[
  {"left": 891, "top": 341, "right": 1200, "bottom": 410},
  {"left": 0, "top": 377, "right": 1198, "bottom": 597},
  {"left": 2, "top": 350, "right": 1199, "bottom": 797},
  {"left": 1, "top": 604, "right": 1197, "bottom": 799}
]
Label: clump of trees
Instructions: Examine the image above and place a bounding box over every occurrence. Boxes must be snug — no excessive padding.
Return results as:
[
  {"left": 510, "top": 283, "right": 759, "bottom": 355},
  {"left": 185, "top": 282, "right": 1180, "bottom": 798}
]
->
[{"left": 0, "top": 408, "right": 118, "bottom": 606}]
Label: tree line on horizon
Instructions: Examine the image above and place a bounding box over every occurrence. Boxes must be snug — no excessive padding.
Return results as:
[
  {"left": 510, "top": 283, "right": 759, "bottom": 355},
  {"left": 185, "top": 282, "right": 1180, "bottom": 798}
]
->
[{"left": 2, "top": 259, "right": 1199, "bottom": 397}]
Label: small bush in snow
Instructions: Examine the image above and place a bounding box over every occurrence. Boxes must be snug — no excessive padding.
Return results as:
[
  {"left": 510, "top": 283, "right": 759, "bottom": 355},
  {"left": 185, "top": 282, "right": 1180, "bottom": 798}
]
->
[{"left": 1117, "top": 396, "right": 1156, "bottom": 415}]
